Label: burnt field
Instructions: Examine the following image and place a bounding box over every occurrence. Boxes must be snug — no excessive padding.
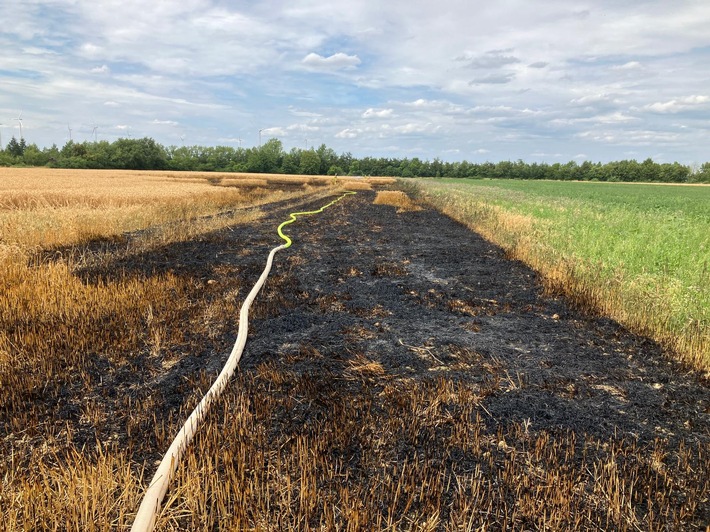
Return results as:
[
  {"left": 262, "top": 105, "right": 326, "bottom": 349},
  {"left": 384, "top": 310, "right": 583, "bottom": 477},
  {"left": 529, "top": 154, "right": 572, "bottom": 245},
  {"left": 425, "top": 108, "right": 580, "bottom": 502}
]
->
[{"left": 2, "top": 188, "right": 709, "bottom": 530}]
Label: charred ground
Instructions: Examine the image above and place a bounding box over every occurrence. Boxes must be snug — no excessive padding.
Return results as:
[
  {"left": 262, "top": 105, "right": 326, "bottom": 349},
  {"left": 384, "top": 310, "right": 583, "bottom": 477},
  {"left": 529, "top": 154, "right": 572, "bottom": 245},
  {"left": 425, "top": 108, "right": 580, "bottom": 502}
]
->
[{"left": 239, "top": 191, "right": 708, "bottom": 447}]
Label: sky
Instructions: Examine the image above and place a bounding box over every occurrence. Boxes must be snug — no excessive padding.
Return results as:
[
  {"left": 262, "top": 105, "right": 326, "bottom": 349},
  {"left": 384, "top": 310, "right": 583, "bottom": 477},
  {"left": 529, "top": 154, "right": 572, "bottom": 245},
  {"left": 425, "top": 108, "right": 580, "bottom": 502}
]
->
[{"left": 1, "top": 0, "right": 709, "bottom": 164}]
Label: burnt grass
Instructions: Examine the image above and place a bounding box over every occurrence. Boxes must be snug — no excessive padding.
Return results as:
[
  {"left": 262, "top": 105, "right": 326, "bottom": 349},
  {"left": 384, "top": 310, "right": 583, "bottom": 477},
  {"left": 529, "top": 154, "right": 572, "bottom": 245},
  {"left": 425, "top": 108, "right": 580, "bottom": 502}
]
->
[
  {"left": 240, "top": 191, "right": 709, "bottom": 443},
  {"left": 6, "top": 189, "right": 709, "bottom": 529}
]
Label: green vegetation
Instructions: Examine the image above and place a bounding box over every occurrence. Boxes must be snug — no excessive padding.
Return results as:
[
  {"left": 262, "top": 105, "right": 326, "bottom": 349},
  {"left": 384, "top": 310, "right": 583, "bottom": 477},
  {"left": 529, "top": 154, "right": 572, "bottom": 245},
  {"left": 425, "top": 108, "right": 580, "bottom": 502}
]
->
[
  {"left": 2, "top": 136, "right": 710, "bottom": 182},
  {"left": 411, "top": 178, "right": 710, "bottom": 370}
]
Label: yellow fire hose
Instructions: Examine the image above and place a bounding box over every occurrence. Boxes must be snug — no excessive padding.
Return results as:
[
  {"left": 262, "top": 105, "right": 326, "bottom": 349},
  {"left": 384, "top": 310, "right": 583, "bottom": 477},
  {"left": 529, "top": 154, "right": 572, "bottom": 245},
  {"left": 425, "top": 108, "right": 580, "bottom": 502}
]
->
[
  {"left": 277, "top": 191, "right": 356, "bottom": 248},
  {"left": 131, "top": 191, "right": 356, "bottom": 532}
]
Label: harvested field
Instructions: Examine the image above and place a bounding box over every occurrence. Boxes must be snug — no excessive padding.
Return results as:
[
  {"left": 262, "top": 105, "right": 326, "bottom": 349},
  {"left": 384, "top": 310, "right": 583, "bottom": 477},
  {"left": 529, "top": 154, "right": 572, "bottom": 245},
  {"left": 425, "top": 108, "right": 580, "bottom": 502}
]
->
[{"left": 0, "top": 175, "right": 708, "bottom": 530}]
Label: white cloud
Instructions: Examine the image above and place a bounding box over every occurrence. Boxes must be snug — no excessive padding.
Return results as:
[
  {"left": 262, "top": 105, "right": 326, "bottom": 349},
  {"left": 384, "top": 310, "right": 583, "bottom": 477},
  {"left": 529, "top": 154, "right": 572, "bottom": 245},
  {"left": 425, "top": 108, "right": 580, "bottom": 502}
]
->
[
  {"left": 550, "top": 112, "right": 637, "bottom": 127},
  {"left": 469, "top": 72, "right": 516, "bottom": 85},
  {"left": 289, "top": 107, "right": 322, "bottom": 118},
  {"left": 91, "top": 65, "right": 110, "bottom": 74},
  {"left": 471, "top": 105, "right": 515, "bottom": 114},
  {"left": 152, "top": 119, "right": 178, "bottom": 126},
  {"left": 404, "top": 99, "right": 465, "bottom": 114},
  {"left": 531, "top": 152, "right": 563, "bottom": 158},
  {"left": 394, "top": 123, "right": 430, "bottom": 134},
  {"left": 595, "top": 112, "right": 637, "bottom": 124},
  {"left": 576, "top": 129, "right": 681, "bottom": 146},
  {"left": 261, "top": 127, "right": 287, "bottom": 136},
  {"left": 644, "top": 95, "right": 710, "bottom": 113},
  {"left": 410, "top": 99, "right": 432, "bottom": 107},
  {"left": 457, "top": 49, "right": 521, "bottom": 69},
  {"left": 79, "top": 43, "right": 103, "bottom": 58},
  {"left": 362, "top": 108, "right": 393, "bottom": 119},
  {"left": 302, "top": 52, "right": 361, "bottom": 71},
  {"left": 570, "top": 94, "right": 615, "bottom": 105},
  {"left": 336, "top": 128, "right": 360, "bottom": 139},
  {"left": 612, "top": 61, "right": 642, "bottom": 70},
  {"left": 286, "top": 123, "right": 319, "bottom": 132},
  {"left": 22, "top": 47, "right": 57, "bottom": 56}
]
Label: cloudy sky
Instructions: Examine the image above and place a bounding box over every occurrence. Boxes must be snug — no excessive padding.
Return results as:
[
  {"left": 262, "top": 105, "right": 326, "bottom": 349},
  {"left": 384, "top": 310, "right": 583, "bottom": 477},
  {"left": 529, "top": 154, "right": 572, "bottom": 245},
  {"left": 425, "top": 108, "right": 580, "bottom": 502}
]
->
[{"left": 1, "top": 0, "right": 709, "bottom": 163}]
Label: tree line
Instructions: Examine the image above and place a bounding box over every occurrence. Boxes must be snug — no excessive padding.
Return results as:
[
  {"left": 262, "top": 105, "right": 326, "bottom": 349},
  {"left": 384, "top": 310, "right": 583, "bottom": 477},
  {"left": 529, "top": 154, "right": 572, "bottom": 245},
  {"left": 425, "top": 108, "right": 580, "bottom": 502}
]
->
[{"left": 1, "top": 136, "right": 709, "bottom": 183}]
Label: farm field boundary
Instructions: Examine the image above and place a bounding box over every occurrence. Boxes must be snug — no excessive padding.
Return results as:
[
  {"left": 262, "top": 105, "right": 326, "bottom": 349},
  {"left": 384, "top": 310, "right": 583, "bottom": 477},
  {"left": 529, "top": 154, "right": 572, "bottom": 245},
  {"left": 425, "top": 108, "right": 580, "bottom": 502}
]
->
[{"left": 407, "top": 178, "right": 710, "bottom": 373}]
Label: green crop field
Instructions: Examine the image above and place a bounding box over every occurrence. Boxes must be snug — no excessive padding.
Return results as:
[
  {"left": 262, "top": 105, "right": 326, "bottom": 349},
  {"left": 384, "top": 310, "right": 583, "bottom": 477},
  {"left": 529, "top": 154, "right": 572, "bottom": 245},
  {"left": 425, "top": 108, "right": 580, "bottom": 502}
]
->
[{"left": 410, "top": 178, "right": 710, "bottom": 371}]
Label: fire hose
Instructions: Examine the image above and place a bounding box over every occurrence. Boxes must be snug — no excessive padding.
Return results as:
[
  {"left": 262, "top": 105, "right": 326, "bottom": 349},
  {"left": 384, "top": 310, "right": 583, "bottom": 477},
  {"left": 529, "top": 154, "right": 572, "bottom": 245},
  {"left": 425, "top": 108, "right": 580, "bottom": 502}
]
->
[{"left": 131, "top": 191, "right": 356, "bottom": 531}]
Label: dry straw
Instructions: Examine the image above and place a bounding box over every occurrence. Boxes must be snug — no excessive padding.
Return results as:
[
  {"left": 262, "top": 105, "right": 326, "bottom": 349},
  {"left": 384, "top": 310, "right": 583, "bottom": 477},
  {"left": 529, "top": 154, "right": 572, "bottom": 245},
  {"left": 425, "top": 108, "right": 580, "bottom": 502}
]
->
[{"left": 373, "top": 190, "right": 422, "bottom": 213}]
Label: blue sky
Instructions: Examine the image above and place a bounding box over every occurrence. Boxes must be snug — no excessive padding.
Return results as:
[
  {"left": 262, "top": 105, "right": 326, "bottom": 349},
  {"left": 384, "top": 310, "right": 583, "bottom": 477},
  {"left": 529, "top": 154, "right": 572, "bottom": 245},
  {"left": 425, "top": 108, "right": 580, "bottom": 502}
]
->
[{"left": 1, "top": 0, "right": 709, "bottom": 164}]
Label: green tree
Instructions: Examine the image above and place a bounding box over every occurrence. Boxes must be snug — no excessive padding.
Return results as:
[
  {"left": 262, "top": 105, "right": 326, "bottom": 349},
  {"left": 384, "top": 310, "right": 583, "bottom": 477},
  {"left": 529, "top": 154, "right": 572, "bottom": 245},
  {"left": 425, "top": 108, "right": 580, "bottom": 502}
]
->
[
  {"left": 316, "top": 144, "right": 337, "bottom": 174},
  {"left": 7, "top": 137, "right": 23, "bottom": 157},
  {"left": 110, "top": 138, "right": 167, "bottom": 169},
  {"left": 22, "top": 144, "right": 49, "bottom": 166},
  {"left": 282, "top": 148, "right": 301, "bottom": 174},
  {"left": 327, "top": 165, "right": 344, "bottom": 176},
  {"left": 247, "top": 138, "right": 283, "bottom": 173},
  {"left": 660, "top": 162, "right": 690, "bottom": 183},
  {"left": 348, "top": 160, "right": 361, "bottom": 176},
  {"left": 299, "top": 149, "right": 321, "bottom": 175},
  {"left": 166, "top": 145, "right": 197, "bottom": 171},
  {"left": 690, "top": 162, "right": 710, "bottom": 183},
  {"left": 85, "top": 140, "right": 112, "bottom": 168}
]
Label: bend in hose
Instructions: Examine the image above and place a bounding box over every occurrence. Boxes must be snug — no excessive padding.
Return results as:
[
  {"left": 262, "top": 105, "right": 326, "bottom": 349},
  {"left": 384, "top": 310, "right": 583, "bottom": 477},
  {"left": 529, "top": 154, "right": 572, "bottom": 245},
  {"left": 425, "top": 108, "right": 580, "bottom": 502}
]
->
[{"left": 277, "top": 190, "right": 356, "bottom": 248}]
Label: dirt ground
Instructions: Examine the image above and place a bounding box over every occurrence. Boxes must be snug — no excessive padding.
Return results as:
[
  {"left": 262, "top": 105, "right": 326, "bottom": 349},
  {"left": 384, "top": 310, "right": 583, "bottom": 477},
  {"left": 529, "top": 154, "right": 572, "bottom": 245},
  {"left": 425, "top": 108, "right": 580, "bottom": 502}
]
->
[{"left": 7, "top": 189, "right": 709, "bottom": 528}]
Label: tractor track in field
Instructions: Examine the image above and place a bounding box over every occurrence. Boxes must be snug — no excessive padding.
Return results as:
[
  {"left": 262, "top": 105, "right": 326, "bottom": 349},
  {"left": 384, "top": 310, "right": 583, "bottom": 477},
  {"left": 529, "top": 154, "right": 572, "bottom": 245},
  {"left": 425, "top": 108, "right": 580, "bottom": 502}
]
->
[{"left": 5, "top": 188, "right": 709, "bottom": 528}]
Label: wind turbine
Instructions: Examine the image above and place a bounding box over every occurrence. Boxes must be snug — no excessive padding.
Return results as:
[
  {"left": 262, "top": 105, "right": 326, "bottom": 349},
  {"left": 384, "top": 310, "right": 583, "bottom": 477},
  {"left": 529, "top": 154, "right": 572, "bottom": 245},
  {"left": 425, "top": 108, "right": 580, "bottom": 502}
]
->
[
  {"left": 67, "top": 125, "right": 72, "bottom": 141},
  {"left": 14, "top": 111, "right": 23, "bottom": 139},
  {"left": 179, "top": 134, "right": 185, "bottom": 145},
  {"left": 237, "top": 137, "right": 242, "bottom": 148},
  {"left": 259, "top": 128, "right": 265, "bottom": 147},
  {"left": 0, "top": 122, "right": 4, "bottom": 148},
  {"left": 91, "top": 124, "right": 98, "bottom": 142}
]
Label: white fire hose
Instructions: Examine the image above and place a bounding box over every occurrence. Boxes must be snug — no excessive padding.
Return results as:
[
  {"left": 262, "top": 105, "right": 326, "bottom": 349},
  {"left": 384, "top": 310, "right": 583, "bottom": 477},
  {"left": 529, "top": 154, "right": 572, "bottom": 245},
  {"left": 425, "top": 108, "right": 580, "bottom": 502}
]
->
[{"left": 131, "top": 192, "right": 355, "bottom": 531}]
